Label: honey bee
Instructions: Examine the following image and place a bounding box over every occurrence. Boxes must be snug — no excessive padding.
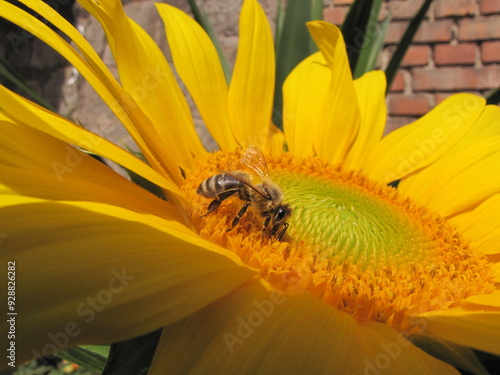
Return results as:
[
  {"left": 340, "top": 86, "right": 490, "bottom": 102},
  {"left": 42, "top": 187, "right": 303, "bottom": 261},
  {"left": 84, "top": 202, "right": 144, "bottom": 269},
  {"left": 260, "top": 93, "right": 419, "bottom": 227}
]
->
[{"left": 197, "top": 145, "right": 292, "bottom": 240}]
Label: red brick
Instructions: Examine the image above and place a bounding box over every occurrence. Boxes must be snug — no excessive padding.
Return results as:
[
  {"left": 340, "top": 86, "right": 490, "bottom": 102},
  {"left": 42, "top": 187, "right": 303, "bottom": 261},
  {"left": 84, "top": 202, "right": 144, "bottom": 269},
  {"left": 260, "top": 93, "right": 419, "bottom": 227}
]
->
[
  {"left": 413, "top": 66, "right": 500, "bottom": 91},
  {"left": 333, "top": 0, "right": 354, "bottom": 5},
  {"left": 481, "top": 0, "right": 500, "bottom": 14},
  {"left": 401, "top": 45, "right": 430, "bottom": 67},
  {"left": 378, "top": 3, "right": 389, "bottom": 21},
  {"left": 434, "top": 92, "right": 453, "bottom": 104},
  {"left": 388, "top": 0, "right": 427, "bottom": 20},
  {"left": 385, "top": 21, "right": 408, "bottom": 44},
  {"left": 434, "top": 92, "right": 483, "bottom": 103},
  {"left": 482, "top": 41, "right": 500, "bottom": 63},
  {"left": 459, "top": 16, "right": 500, "bottom": 41},
  {"left": 434, "top": 43, "right": 477, "bottom": 65},
  {"left": 388, "top": 94, "right": 431, "bottom": 116},
  {"left": 323, "top": 7, "right": 348, "bottom": 26},
  {"left": 385, "top": 116, "right": 417, "bottom": 135},
  {"left": 375, "top": 48, "right": 390, "bottom": 70},
  {"left": 389, "top": 71, "right": 406, "bottom": 92},
  {"left": 385, "top": 21, "right": 454, "bottom": 44},
  {"left": 434, "top": 0, "right": 476, "bottom": 18},
  {"left": 415, "top": 20, "right": 454, "bottom": 43}
]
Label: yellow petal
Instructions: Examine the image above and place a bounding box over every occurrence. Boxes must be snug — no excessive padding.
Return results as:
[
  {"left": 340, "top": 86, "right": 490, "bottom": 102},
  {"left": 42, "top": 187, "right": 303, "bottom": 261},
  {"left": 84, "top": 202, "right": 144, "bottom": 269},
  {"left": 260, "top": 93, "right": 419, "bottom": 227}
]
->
[
  {"left": 0, "top": 165, "right": 182, "bottom": 223},
  {"left": 399, "top": 105, "right": 500, "bottom": 203},
  {"left": 0, "top": 114, "right": 191, "bottom": 238},
  {"left": 283, "top": 52, "right": 330, "bottom": 157},
  {"left": 452, "top": 104, "right": 500, "bottom": 139},
  {"left": 360, "top": 324, "right": 459, "bottom": 375},
  {"left": 0, "top": 115, "right": 189, "bottom": 220},
  {"left": 407, "top": 334, "right": 490, "bottom": 375},
  {"left": 413, "top": 309, "right": 500, "bottom": 355},
  {"left": 0, "top": 197, "right": 254, "bottom": 363},
  {"left": 267, "top": 123, "right": 286, "bottom": 154},
  {"left": 450, "top": 194, "right": 500, "bottom": 255},
  {"left": 228, "top": 0, "right": 275, "bottom": 150},
  {"left": 414, "top": 144, "right": 500, "bottom": 217},
  {"left": 4, "top": 0, "right": 184, "bottom": 183},
  {"left": 150, "top": 279, "right": 457, "bottom": 375},
  {"left": 157, "top": 3, "right": 237, "bottom": 150},
  {"left": 345, "top": 70, "right": 387, "bottom": 170},
  {"left": 110, "top": 1, "right": 206, "bottom": 169},
  {"left": 458, "top": 290, "right": 500, "bottom": 309},
  {"left": 0, "top": 89, "right": 183, "bottom": 201},
  {"left": 365, "top": 94, "right": 485, "bottom": 184},
  {"left": 77, "top": 0, "right": 117, "bottom": 48},
  {"left": 307, "top": 21, "right": 360, "bottom": 163}
]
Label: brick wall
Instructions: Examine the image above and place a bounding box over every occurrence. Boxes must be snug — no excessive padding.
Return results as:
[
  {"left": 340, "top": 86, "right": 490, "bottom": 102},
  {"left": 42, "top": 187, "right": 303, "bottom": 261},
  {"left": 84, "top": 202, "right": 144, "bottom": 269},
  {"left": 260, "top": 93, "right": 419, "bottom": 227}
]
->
[{"left": 324, "top": 0, "right": 500, "bottom": 132}]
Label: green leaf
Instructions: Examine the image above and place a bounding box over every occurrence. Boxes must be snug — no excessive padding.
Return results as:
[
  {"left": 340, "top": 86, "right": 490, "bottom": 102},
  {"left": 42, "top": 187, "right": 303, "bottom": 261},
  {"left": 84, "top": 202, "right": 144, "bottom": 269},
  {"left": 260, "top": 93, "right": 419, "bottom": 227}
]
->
[
  {"left": 187, "top": 0, "right": 231, "bottom": 83},
  {"left": 275, "top": 0, "right": 286, "bottom": 60},
  {"left": 385, "top": 0, "right": 433, "bottom": 93},
  {"left": 273, "top": 0, "right": 321, "bottom": 128},
  {"left": 341, "top": 0, "right": 376, "bottom": 74},
  {"left": 102, "top": 329, "right": 162, "bottom": 375},
  {"left": 486, "top": 86, "right": 500, "bottom": 105},
  {"left": 123, "top": 150, "right": 166, "bottom": 200},
  {"left": 127, "top": 168, "right": 167, "bottom": 200},
  {"left": 353, "top": 0, "right": 387, "bottom": 79},
  {"left": 0, "top": 56, "right": 55, "bottom": 111},
  {"left": 57, "top": 345, "right": 110, "bottom": 372},
  {"left": 78, "top": 147, "right": 107, "bottom": 165}
]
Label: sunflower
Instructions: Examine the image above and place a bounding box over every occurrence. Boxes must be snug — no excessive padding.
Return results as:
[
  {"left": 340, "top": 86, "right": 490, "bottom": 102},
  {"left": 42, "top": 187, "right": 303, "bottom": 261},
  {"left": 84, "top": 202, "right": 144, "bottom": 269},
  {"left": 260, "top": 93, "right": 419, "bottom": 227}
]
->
[{"left": 1, "top": 0, "right": 499, "bottom": 374}]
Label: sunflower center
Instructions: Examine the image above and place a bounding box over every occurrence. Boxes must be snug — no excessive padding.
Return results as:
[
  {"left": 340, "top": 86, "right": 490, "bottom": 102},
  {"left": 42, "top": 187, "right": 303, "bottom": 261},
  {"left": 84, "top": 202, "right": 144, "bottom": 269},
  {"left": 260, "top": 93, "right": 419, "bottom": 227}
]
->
[
  {"left": 182, "top": 150, "right": 494, "bottom": 332},
  {"left": 272, "top": 170, "right": 434, "bottom": 270}
]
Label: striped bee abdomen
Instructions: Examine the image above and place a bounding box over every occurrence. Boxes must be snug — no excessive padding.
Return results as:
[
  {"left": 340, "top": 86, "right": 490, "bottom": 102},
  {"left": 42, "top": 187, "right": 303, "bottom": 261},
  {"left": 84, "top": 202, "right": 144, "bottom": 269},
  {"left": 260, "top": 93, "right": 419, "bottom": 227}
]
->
[{"left": 197, "top": 173, "right": 247, "bottom": 198}]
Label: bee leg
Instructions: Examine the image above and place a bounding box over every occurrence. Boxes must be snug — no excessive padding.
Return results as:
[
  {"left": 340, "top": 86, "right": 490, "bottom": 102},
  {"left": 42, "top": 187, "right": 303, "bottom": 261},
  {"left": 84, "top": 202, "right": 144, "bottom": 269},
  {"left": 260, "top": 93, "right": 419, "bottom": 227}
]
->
[
  {"left": 200, "top": 190, "right": 238, "bottom": 218},
  {"left": 275, "top": 222, "right": 289, "bottom": 241},
  {"left": 227, "top": 203, "right": 250, "bottom": 232},
  {"left": 262, "top": 215, "right": 271, "bottom": 232}
]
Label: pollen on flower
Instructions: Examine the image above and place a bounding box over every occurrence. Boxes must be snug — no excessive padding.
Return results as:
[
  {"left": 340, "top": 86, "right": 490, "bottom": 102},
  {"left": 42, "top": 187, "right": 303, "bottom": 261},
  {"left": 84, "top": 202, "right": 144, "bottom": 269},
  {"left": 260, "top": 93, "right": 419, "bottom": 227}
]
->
[{"left": 182, "top": 149, "right": 495, "bottom": 334}]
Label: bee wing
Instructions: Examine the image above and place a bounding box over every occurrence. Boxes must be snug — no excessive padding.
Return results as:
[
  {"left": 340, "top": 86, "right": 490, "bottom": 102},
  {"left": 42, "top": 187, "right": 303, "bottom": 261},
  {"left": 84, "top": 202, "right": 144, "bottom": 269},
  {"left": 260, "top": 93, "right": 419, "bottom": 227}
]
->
[
  {"left": 240, "top": 145, "right": 270, "bottom": 179},
  {"left": 223, "top": 171, "right": 268, "bottom": 199}
]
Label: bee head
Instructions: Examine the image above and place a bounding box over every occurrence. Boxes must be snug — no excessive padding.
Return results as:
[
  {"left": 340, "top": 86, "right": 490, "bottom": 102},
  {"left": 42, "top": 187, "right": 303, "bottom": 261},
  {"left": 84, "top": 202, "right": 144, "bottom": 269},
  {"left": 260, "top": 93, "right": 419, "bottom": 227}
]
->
[{"left": 271, "top": 204, "right": 292, "bottom": 239}]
